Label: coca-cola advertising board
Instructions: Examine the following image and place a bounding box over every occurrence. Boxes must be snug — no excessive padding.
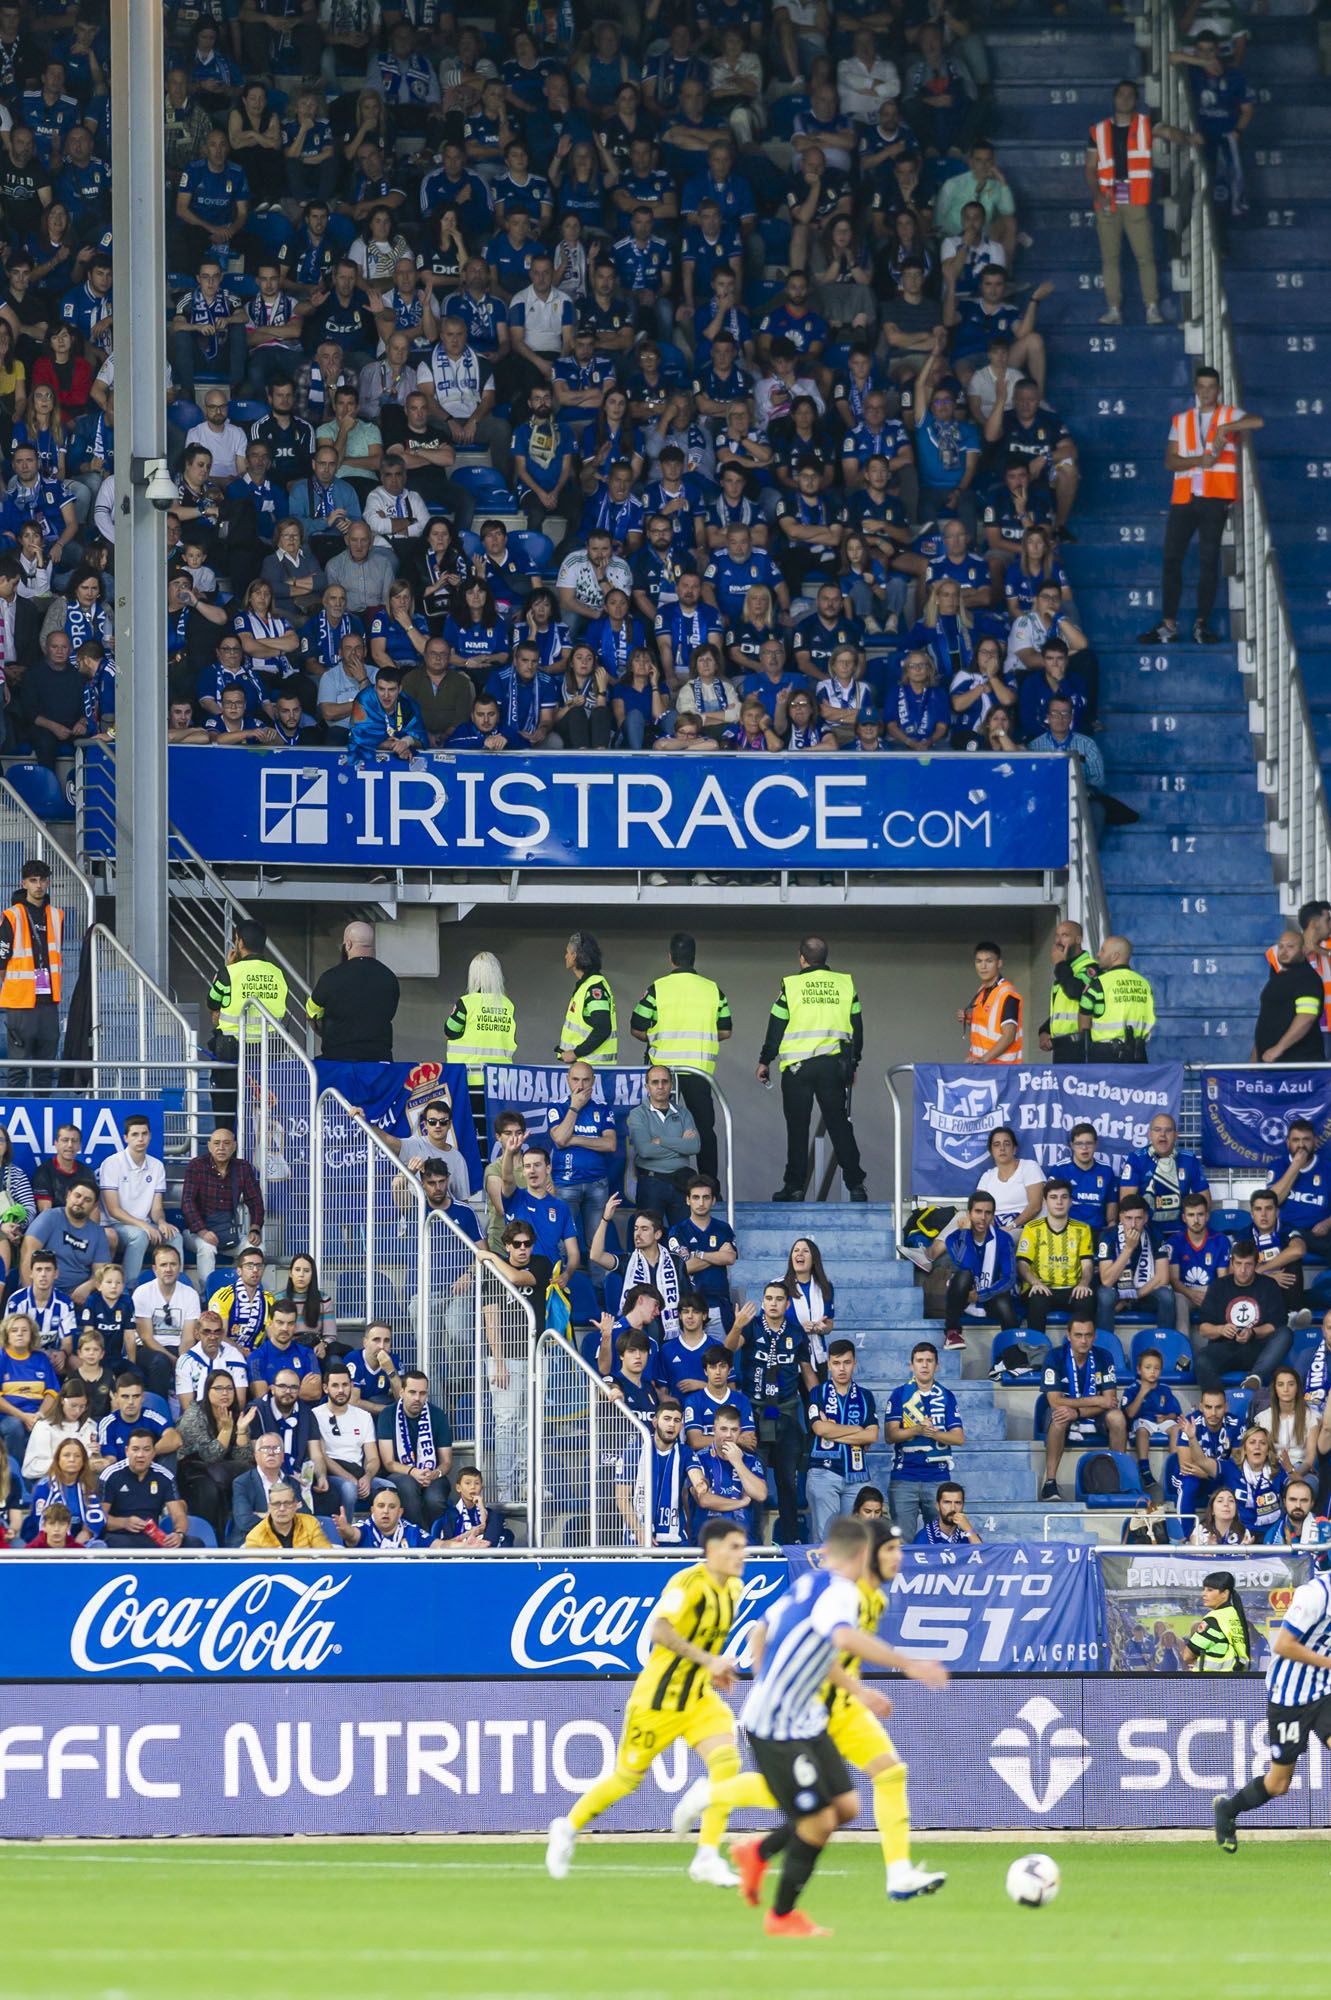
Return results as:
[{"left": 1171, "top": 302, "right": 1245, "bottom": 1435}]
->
[{"left": 0, "top": 1546, "right": 1103, "bottom": 1681}]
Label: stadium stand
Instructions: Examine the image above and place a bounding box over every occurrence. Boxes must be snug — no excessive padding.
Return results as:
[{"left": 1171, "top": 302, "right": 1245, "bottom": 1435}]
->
[{"left": 3, "top": 0, "right": 1331, "bottom": 1564}]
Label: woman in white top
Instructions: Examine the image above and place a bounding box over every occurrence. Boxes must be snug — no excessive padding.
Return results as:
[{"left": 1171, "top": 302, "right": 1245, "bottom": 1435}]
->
[
  {"left": 977, "top": 1125, "right": 1045, "bottom": 1236},
  {"left": 350, "top": 206, "right": 412, "bottom": 286},
  {"left": 781, "top": 1236, "right": 836, "bottom": 1373},
  {"left": 1254, "top": 1365, "right": 1316, "bottom": 1476},
  {"left": 21, "top": 1379, "right": 98, "bottom": 1481}
]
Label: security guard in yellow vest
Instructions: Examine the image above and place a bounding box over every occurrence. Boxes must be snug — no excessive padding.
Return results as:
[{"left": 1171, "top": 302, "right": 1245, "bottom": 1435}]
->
[
  {"left": 0, "top": 857, "right": 63, "bottom": 1090},
  {"left": 557, "top": 930, "right": 617, "bottom": 1066},
  {"left": 207, "top": 919, "right": 290, "bottom": 1131},
  {"left": 1181, "top": 1573, "right": 1251, "bottom": 1674},
  {"left": 758, "top": 935, "right": 866, "bottom": 1203},
  {"left": 1039, "top": 919, "right": 1105, "bottom": 1065},
  {"left": 1088, "top": 934, "right": 1156, "bottom": 1063},
  {"left": 630, "top": 932, "right": 732, "bottom": 1183},
  {"left": 445, "top": 950, "right": 518, "bottom": 1090}
]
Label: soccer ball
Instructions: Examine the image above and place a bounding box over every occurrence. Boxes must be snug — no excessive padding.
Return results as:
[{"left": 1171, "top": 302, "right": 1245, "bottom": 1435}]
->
[{"left": 1005, "top": 1854, "right": 1061, "bottom": 1906}]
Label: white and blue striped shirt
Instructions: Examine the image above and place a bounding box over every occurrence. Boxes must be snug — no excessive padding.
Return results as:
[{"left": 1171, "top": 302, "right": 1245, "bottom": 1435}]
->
[
  {"left": 1266, "top": 1573, "right": 1331, "bottom": 1708},
  {"left": 739, "top": 1568, "right": 860, "bottom": 1741}
]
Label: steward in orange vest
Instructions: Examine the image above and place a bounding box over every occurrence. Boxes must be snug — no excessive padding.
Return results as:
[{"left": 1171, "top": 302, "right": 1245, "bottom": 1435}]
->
[
  {"left": 1140, "top": 365, "right": 1264, "bottom": 648},
  {"left": 1084, "top": 80, "right": 1200, "bottom": 327},
  {"left": 0, "top": 858, "right": 64, "bottom": 1086},
  {"left": 962, "top": 941, "right": 1023, "bottom": 1064}
]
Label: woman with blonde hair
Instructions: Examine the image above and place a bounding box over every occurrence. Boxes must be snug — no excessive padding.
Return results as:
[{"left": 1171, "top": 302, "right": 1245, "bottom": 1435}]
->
[
  {"left": 725, "top": 583, "right": 781, "bottom": 676},
  {"left": 886, "top": 648, "right": 950, "bottom": 750},
  {"left": 445, "top": 952, "right": 518, "bottom": 1099},
  {"left": 907, "top": 577, "right": 974, "bottom": 683}
]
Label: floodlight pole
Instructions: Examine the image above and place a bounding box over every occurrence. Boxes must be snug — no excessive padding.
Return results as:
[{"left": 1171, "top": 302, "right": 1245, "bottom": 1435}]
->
[{"left": 109, "top": 0, "right": 169, "bottom": 986}]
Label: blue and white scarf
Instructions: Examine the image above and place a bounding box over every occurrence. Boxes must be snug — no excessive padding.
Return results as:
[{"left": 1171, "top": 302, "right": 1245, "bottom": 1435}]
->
[
  {"left": 396, "top": 1397, "right": 437, "bottom": 1471},
  {"left": 623, "top": 1244, "right": 681, "bottom": 1337}
]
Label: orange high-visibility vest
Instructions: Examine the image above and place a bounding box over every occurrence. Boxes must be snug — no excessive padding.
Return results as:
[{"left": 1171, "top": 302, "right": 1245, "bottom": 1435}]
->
[
  {"left": 1171, "top": 404, "right": 1240, "bottom": 504},
  {"left": 1266, "top": 942, "right": 1331, "bottom": 1031},
  {"left": 0, "top": 902, "right": 61, "bottom": 1008},
  {"left": 1091, "top": 113, "right": 1153, "bottom": 204},
  {"left": 968, "top": 978, "right": 1023, "bottom": 1063}
]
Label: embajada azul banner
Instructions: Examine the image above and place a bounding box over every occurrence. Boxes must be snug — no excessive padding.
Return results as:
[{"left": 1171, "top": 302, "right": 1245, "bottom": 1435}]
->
[
  {"left": 0, "top": 1547, "right": 1102, "bottom": 1684},
  {"left": 1200, "top": 1066, "right": 1331, "bottom": 1169},
  {"left": 910, "top": 1063, "right": 1184, "bottom": 1196},
  {"left": 79, "top": 746, "right": 1070, "bottom": 873}
]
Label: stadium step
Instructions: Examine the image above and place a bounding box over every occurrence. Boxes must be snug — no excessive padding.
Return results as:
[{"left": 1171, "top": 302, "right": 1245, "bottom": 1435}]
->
[
  {"left": 1100, "top": 775, "right": 1266, "bottom": 826},
  {"left": 1099, "top": 828, "right": 1271, "bottom": 890},
  {"left": 1094, "top": 646, "right": 1251, "bottom": 705},
  {"left": 1106, "top": 887, "right": 1280, "bottom": 948}
]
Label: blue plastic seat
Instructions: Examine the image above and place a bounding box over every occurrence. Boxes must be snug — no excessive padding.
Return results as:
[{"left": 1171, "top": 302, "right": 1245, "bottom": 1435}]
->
[
  {"left": 168, "top": 398, "right": 204, "bottom": 433},
  {"left": 452, "top": 465, "right": 510, "bottom": 496},
  {"left": 206, "top": 1267, "right": 237, "bottom": 1305},
  {"left": 334, "top": 1267, "right": 398, "bottom": 1325},
  {"left": 4, "top": 764, "right": 73, "bottom": 822},
  {"left": 229, "top": 399, "right": 268, "bottom": 425},
  {"left": 990, "top": 1327, "right": 1050, "bottom": 1384},
  {"left": 1129, "top": 1326, "right": 1194, "bottom": 1383},
  {"left": 250, "top": 211, "right": 291, "bottom": 256},
  {"left": 1076, "top": 1450, "right": 1144, "bottom": 1507},
  {"left": 188, "top": 1514, "right": 219, "bottom": 1548},
  {"left": 509, "top": 530, "right": 554, "bottom": 573},
  {"left": 654, "top": 340, "right": 690, "bottom": 381}
]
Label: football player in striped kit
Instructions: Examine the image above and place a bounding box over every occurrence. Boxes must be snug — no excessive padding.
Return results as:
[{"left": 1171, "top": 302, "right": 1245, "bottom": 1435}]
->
[{"left": 1214, "top": 1523, "right": 1331, "bottom": 1849}]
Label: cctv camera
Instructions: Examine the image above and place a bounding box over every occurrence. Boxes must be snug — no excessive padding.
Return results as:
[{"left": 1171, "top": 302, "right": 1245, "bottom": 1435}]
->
[{"left": 145, "top": 461, "right": 178, "bottom": 512}]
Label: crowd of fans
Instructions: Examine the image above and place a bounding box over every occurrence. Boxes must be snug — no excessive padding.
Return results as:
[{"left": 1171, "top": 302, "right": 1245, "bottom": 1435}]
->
[
  {"left": 9, "top": 1068, "right": 1331, "bottom": 1554},
  {"left": 0, "top": 0, "right": 1151, "bottom": 795}
]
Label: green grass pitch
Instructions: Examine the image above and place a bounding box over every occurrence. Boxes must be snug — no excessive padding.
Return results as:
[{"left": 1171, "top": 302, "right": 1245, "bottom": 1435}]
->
[{"left": 4, "top": 1837, "right": 1328, "bottom": 2000}]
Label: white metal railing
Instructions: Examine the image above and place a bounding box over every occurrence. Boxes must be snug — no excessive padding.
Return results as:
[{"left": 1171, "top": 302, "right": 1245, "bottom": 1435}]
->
[
  {"left": 675, "top": 1065, "right": 737, "bottom": 1228},
  {"left": 0, "top": 775, "right": 95, "bottom": 1056},
  {"left": 235, "top": 1000, "right": 319, "bottom": 1260},
  {"left": 1145, "top": 0, "right": 1331, "bottom": 910},
  {"left": 311, "top": 1089, "right": 539, "bottom": 1537},
  {"left": 312, "top": 1085, "right": 428, "bottom": 1355},
  {"left": 437, "top": 1206, "right": 538, "bottom": 1535},
  {"left": 87, "top": 925, "right": 199, "bottom": 1131},
  {"left": 167, "top": 826, "right": 314, "bottom": 1048},
  {"left": 1068, "top": 763, "right": 1111, "bottom": 947},
  {"left": 533, "top": 1329, "right": 652, "bottom": 1549}
]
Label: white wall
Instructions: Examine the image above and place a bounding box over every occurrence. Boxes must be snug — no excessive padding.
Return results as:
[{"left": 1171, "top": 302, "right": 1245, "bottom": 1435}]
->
[{"left": 280, "top": 904, "right": 1059, "bottom": 1201}]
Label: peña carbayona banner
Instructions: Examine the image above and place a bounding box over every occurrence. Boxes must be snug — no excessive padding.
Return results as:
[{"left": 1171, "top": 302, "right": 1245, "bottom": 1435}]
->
[
  {"left": 78, "top": 746, "right": 1070, "bottom": 872},
  {"left": 0, "top": 1546, "right": 1105, "bottom": 1681}
]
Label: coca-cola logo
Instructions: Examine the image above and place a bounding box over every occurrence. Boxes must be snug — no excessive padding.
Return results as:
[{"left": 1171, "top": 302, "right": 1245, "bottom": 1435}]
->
[
  {"left": 69, "top": 1573, "right": 348, "bottom": 1675},
  {"left": 508, "top": 1568, "right": 785, "bottom": 1672}
]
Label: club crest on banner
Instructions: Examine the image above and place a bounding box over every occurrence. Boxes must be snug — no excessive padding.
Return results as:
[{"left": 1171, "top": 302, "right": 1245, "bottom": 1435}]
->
[
  {"left": 1202, "top": 1067, "right": 1331, "bottom": 1169},
  {"left": 920, "top": 1072, "right": 1004, "bottom": 1174}
]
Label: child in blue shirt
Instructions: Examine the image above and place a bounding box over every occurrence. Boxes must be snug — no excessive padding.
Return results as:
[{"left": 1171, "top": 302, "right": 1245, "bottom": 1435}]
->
[{"left": 1120, "top": 1346, "right": 1183, "bottom": 1494}]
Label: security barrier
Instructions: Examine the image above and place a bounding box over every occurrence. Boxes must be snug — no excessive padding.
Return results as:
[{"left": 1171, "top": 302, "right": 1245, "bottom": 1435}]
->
[{"left": 533, "top": 1332, "right": 652, "bottom": 1549}]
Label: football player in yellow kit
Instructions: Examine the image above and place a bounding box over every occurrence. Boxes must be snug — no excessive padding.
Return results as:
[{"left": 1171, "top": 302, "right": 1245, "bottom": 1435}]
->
[
  {"left": 546, "top": 1519, "right": 749, "bottom": 1886},
  {"left": 676, "top": 1520, "right": 947, "bottom": 1900}
]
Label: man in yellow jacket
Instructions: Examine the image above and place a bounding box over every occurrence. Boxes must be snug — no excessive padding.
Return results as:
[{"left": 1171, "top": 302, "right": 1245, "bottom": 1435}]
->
[{"left": 243, "top": 1483, "right": 333, "bottom": 1551}]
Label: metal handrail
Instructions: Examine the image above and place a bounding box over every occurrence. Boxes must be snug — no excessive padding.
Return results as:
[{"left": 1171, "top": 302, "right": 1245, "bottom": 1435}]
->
[
  {"left": 674, "top": 1065, "right": 736, "bottom": 1228},
  {"left": 533, "top": 1328, "right": 652, "bottom": 1549},
  {"left": 1068, "top": 762, "right": 1111, "bottom": 945},
  {"left": 167, "top": 825, "right": 314, "bottom": 1048},
  {"left": 1145, "top": 0, "right": 1331, "bottom": 910},
  {"left": 87, "top": 923, "right": 199, "bottom": 1123}
]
